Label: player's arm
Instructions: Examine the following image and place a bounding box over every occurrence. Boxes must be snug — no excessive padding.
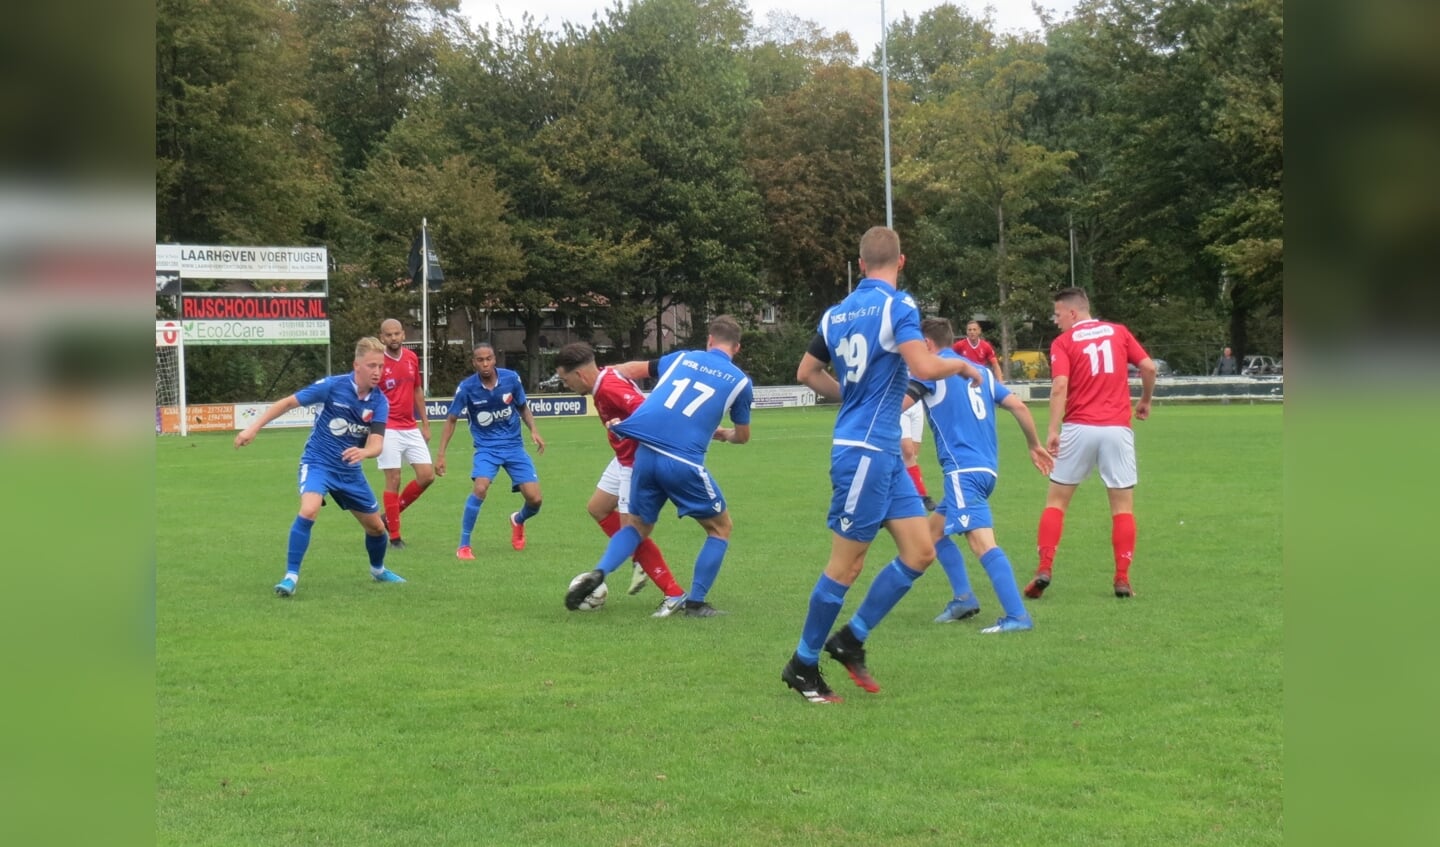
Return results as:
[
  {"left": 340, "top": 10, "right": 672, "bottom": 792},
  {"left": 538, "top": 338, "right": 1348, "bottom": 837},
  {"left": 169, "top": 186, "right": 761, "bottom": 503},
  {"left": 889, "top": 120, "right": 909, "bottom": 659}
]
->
[
  {"left": 435, "top": 414, "right": 460, "bottom": 476},
  {"left": 611, "top": 359, "right": 656, "bottom": 383},
  {"left": 1000, "top": 394, "right": 1053, "bottom": 475},
  {"left": 900, "top": 339, "right": 981, "bottom": 386},
  {"left": 344, "top": 424, "right": 387, "bottom": 464},
  {"left": 1047, "top": 376, "right": 1068, "bottom": 455},
  {"left": 234, "top": 394, "right": 300, "bottom": 448},
  {"left": 413, "top": 380, "right": 430, "bottom": 439},
  {"left": 988, "top": 359, "right": 1005, "bottom": 384},
  {"left": 714, "top": 423, "right": 751, "bottom": 445},
  {"left": 1134, "top": 357, "right": 1157, "bottom": 421},
  {"left": 796, "top": 334, "right": 841, "bottom": 399},
  {"left": 519, "top": 403, "right": 545, "bottom": 454}
]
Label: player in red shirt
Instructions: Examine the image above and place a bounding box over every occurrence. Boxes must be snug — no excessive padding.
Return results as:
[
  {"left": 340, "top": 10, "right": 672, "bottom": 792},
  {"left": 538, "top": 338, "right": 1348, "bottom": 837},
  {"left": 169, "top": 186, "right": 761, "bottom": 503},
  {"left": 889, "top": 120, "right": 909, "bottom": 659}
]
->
[
  {"left": 1025, "top": 288, "right": 1156, "bottom": 599},
  {"left": 552, "top": 342, "right": 689, "bottom": 616},
  {"left": 950, "top": 320, "right": 1005, "bottom": 383},
  {"left": 375, "top": 318, "right": 434, "bottom": 549}
]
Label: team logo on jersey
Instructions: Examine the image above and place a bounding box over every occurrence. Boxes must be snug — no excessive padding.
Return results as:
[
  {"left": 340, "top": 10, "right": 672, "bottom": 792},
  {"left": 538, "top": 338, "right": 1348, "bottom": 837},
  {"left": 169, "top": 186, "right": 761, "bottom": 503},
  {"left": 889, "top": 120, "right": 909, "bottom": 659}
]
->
[
  {"left": 959, "top": 515, "right": 970, "bottom": 528},
  {"left": 361, "top": 409, "right": 374, "bottom": 422},
  {"left": 839, "top": 516, "right": 853, "bottom": 531},
  {"left": 712, "top": 502, "right": 722, "bottom": 513}
]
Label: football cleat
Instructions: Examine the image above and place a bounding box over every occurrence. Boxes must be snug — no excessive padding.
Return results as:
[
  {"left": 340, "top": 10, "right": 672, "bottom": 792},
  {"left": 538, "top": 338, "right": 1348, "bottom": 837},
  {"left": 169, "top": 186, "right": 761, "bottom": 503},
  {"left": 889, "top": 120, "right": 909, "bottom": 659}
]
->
[
  {"left": 389, "top": 537, "right": 407, "bottom": 550},
  {"left": 681, "top": 601, "right": 727, "bottom": 618},
  {"left": 627, "top": 562, "right": 649, "bottom": 595},
  {"left": 933, "top": 595, "right": 982, "bottom": 623},
  {"left": 455, "top": 545, "right": 475, "bottom": 561},
  {"left": 1114, "top": 578, "right": 1134, "bottom": 598},
  {"left": 274, "top": 575, "right": 297, "bottom": 597},
  {"left": 824, "top": 625, "right": 879, "bottom": 693},
  {"left": 1023, "top": 570, "right": 1052, "bottom": 599},
  {"left": 372, "top": 568, "right": 406, "bottom": 583},
  {"left": 565, "top": 569, "right": 606, "bottom": 611},
  {"left": 781, "top": 657, "right": 842, "bottom": 704},
  {"left": 651, "top": 593, "right": 687, "bottom": 618},
  {"left": 922, "top": 494, "right": 937, "bottom": 512},
  {"left": 980, "top": 615, "right": 1034, "bottom": 634},
  {"left": 509, "top": 512, "right": 526, "bottom": 551}
]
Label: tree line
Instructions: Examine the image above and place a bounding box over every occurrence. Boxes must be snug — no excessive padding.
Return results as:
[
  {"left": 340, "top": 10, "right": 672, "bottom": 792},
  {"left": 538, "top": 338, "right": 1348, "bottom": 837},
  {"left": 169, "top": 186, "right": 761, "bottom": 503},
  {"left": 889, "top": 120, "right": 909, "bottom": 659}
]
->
[{"left": 157, "top": 0, "right": 1281, "bottom": 398}]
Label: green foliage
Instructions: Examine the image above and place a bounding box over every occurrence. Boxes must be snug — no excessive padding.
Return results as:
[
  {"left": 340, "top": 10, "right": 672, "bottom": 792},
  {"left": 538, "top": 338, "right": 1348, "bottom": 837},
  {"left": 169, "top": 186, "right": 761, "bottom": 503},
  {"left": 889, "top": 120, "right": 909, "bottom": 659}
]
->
[{"left": 737, "top": 322, "right": 814, "bottom": 387}]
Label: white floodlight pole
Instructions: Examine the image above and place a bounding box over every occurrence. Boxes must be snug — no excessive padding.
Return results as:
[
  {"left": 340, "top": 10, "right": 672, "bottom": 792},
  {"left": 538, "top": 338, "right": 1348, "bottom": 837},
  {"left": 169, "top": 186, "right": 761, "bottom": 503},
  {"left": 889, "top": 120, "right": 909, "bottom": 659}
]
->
[
  {"left": 881, "top": 0, "right": 894, "bottom": 229},
  {"left": 421, "top": 217, "right": 430, "bottom": 395}
]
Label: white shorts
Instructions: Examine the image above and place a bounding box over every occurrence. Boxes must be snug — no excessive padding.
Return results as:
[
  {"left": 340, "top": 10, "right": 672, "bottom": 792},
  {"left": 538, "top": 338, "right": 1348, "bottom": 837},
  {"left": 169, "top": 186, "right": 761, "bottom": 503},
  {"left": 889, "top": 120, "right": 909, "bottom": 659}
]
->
[
  {"left": 595, "top": 457, "right": 634, "bottom": 514},
  {"left": 1050, "top": 423, "right": 1137, "bottom": 488},
  {"left": 377, "top": 427, "right": 433, "bottom": 471},
  {"left": 901, "top": 402, "right": 926, "bottom": 442}
]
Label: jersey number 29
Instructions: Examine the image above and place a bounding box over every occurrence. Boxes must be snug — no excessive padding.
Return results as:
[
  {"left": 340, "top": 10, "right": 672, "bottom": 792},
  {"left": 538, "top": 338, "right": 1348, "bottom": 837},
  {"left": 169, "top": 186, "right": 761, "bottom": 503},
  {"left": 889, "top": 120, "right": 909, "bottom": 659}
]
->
[{"left": 835, "top": 335, "right": 869, "bottom": 384}]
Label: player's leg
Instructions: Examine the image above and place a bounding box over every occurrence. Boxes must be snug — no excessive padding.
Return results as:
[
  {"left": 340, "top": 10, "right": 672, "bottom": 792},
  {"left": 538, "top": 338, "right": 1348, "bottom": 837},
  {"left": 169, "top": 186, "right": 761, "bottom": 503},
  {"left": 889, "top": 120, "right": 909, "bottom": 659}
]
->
[
  {"left": 330, "top": 474, "right": 405, "bottom": 584},
  {"left": 1027, "top": 423, "right": 1092, "bottom": 598},
  {"left": 377, "top": 433, "right": 406, "bottom": 544},
  {"left": 566, "top": 452, "right": 657, "bottom": 610},
  {"left": 276, "top": 480, "right": 325, "bottom": 596},
  {"left": 964, "top": 527, "right": 1032, "bottom": 631},
  {"left": 456, "top": 457, "right": 495, "bottom": 559},
  {"left": 397, "top": 430, "right": 435, "bottom": 511},
  {"left": 1095, "top": 426, "right": 1139, "bottom": 597},
  {"left": 506, "top": 451, "right": 542, "bottom": 551},
  {"left": 612, "top": 462, "right": 684, "bottom": 602},
  {"left": 901, "top": 403, "right": 934, "bottom": 510},
  {"left": 667, "top": 460, "right": 733, "bottom": 616},
  {"left": 929, "top": 471, "right": 980, "bottom": 622}
]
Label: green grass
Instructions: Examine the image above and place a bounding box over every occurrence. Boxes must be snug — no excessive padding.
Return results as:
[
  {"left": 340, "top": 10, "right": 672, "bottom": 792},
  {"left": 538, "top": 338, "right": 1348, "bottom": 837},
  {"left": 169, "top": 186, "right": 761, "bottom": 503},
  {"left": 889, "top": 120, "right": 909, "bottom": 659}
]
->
[{"left": 157, "top": 404, "right": 1281, "bottom": 846}]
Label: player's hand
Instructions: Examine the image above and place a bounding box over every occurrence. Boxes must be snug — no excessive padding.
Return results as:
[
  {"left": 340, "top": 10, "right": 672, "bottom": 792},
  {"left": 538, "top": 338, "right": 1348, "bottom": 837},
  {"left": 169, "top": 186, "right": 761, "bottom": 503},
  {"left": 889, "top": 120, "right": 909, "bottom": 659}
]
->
[
  {"left": 713, "top": 427, "right": 733, "bottom": 442},
  {"left": 340, "top": 446, "right": 364, "bottom": 464},
  {"left": 1135, "top": 399, "right": 1152, "bottom": 420},
  {"left": 435, "top": 455, "right": 446, "bottom": 476},
  {"left": 532, "top": 432, "right": 546, "bottom": 454},
  {"left": 1046, "top": 432, "right": 1060, "bottom": 456},
  {"left": 420, "top": 424, "right": 431, "bottom": 442},
  {"left": 233, "top": 428, "right": 255, "bottom": 449},
  {"left": 1029, "top": 444, "right": 1055, "bottom": 475},
  {"left": 959, "top": 360, "right": 983, "bottom": 389}
]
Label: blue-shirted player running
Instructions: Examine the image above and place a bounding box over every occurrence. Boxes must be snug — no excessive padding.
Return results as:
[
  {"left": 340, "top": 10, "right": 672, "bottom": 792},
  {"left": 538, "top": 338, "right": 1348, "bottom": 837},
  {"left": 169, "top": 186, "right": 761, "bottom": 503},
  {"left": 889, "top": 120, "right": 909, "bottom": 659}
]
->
[
  {"left": 436, "top": 342, "right": 546, "bottom": 559},
  {"left": 564, "top": 316, "right": 753, "bottom": 618},
  {"left": 234, "top": 336, "right": 406, "bottom": 597},
  {"left": 904, "top": 317, "right": 1053, "bottom": 632},
  {"left": 782, "top": 227, "right": 983, "bottom": 704}
]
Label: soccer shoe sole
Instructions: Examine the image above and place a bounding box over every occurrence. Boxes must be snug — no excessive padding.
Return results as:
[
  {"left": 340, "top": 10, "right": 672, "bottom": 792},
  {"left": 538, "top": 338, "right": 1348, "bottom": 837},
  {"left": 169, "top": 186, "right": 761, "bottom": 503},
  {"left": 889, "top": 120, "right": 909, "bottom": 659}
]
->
[{"left": 565, "top": 570, "right": 605, "bottom": 611}]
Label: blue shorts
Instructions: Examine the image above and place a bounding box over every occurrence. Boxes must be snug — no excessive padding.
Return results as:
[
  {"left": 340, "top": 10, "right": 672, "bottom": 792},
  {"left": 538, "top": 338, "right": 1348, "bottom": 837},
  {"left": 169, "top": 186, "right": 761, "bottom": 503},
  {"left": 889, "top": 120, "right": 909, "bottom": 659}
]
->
[
  {"left": 936, "top": 470, "right": 996, "bottom": 536},
  {"left": 628, "top": 445, "right": 727, "bottom": 524},
  {"left": 827, "top": 446, "right": 925, "bottom": 542},
  {"left": 298, "top": 462, "right": 379, "bottom": 513},
  {"left": 471, "top": 444, "right": 539, "bottom": 492}
]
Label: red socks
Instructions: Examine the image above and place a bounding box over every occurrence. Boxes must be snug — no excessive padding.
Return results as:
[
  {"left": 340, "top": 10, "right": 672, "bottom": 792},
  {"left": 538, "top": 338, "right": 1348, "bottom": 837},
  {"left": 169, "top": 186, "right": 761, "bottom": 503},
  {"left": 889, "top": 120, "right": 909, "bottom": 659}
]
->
[
  {"left": 383, "top": 491, "right": 401, "bottom": 540},
  {"left": 906, "top": 463, "right": 929, "bottom": 497},
  {"left": 398, "top": 480, "right": 425, "bottom": 511},
  {"left": 1112, "top": 513, "right": 1136, "bottom": 580},
  {"left": 595, "top": 512, "right": 683, "bottom": 597},
  {"left": 1037, "top": 507, "right": 1064, "bottom": 572},
  {"left": 597, "top": 511, "right": 622, "bottom": 536}
]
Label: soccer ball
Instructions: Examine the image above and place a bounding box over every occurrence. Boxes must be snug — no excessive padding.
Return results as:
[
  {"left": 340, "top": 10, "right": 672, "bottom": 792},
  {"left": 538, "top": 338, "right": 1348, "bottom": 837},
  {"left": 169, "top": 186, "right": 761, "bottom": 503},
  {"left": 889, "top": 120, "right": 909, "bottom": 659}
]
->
[{"left": 568, "top": 572, "right": 609, "bottom": 612}]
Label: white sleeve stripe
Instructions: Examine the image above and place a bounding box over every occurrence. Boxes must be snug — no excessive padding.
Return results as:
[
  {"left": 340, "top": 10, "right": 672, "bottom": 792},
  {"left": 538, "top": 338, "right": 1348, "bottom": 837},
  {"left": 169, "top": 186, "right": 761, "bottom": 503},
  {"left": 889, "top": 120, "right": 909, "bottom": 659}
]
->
[
  {"left": 879, "top": 295, "right": 896, "bottom": 351},
  {"left": 723, "top": 377, "right": 750, "bottom": 413}
]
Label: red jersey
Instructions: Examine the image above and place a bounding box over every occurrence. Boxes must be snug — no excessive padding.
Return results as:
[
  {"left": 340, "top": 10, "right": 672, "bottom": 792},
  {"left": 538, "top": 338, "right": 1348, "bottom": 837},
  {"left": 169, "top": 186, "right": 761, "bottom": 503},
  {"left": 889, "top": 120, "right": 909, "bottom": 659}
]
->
[
  {"left": 951, "top": 337, "right": 997, "bottom": 367},
  {"left": 380, "top": 347, "right": 423, "bottom": 430},
  {"left": 1049, "top": 318, "right": 1149, "bottom": 427},
  {"left": 593, "top": 367, "right": 647, "bottom": 466}
]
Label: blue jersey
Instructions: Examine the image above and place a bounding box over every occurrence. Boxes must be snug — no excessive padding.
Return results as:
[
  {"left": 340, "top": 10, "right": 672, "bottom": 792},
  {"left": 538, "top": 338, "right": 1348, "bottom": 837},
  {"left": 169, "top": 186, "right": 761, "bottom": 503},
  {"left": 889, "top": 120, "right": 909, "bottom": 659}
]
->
[
  {"left": 818, "top": 278, "right": 924, "bottom": 452},
  {"left": 449, "top": 368, "right": 528, "bottom": 450},
  {"left": 612, "top": 348, "right": 753, "bottom": 465},
  {"left": 294, "top": 374, "right": 389, "bottom": 470},
  {"left": 913, "top": 349, "right": 1012, "bottom": 476}
]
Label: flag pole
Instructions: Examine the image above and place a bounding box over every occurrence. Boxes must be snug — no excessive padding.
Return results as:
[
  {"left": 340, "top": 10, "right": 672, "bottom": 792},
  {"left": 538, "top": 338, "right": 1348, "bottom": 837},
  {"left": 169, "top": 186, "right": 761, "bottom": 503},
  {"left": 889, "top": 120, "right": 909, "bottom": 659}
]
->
[
  {"left": 421, "top": 217, "right": 430, "bottom": 396},
  {"left": 881, "top": 0, "right": 894, "bottom": 229}
]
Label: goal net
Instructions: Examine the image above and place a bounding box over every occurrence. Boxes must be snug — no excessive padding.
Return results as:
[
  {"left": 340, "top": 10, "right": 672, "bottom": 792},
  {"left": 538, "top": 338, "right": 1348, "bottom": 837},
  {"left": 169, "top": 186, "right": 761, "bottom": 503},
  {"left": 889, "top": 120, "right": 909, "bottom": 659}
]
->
[{"left": 155, "top": 324, "right": 187, "bottom": 435}]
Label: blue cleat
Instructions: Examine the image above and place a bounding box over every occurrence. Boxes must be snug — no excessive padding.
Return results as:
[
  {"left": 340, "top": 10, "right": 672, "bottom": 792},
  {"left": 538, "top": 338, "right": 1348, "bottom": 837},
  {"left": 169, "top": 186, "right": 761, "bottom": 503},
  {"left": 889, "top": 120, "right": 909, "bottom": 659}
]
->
[
  {"left": 372, "top": 568, "right": 406, "bottom": 583},
  {"left": 274, "top": 576, "right": 297, "bottom": 597},
  {"left": 980, "top": 615, "right": 1034, "bottom": 634},
  {"left": 933, "top": 595, "right": 981, "bottom": 623}
]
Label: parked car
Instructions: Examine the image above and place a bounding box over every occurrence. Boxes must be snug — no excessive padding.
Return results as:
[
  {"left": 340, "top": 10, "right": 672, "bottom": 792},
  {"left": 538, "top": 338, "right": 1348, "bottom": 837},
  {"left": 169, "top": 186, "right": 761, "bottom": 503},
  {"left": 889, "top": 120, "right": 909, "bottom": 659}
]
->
[
  {"left": 535, "top": 373, "right": 565, "bottom": 393},
  {"left": 1242, "top": 355, "right": 1281, "bottom": 376},
  {"left": 1127, "top": 358, "right": 1174, "bottom": 377}
]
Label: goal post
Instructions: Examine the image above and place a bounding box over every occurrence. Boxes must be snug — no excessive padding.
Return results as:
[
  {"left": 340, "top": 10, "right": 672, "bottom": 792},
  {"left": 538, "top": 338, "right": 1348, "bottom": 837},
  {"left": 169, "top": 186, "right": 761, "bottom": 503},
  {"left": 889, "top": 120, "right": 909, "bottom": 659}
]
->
[{"left": 155, "top": 320, "right": 187, "bottom": 436}]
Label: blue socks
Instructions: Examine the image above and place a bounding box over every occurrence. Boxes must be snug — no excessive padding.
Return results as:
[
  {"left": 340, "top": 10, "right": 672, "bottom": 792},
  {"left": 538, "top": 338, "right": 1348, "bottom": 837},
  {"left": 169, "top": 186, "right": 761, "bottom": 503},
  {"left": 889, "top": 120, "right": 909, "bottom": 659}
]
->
[
  {"left": 980, "top": 546, "right": 1028, "bottom": 619},
  {"left": 596, "top": 526, "right": 643, "bottom": 575},
  {"left": 849, "top": 558, "right": 925, "bottom": 641},
  {"left": 287, "top": 516, "right": 314, "bottom": 573},
  {"left": 934, "top": 536, "right": 974, "bottom": 599},
  {"left": 796, "top": 574, "right": 849, "bottom": 664},
  {"left": 365, "top": 531, "right": 387, "bottom": 569},
  {"left": 515, "top": 501, "right": 540, "bottom": 523},
  {"left": 460, "top": 494, "right": 483, "bottom": 546},
  {"left": 689, "top": 537, "right": 728, "bottom": 603}
]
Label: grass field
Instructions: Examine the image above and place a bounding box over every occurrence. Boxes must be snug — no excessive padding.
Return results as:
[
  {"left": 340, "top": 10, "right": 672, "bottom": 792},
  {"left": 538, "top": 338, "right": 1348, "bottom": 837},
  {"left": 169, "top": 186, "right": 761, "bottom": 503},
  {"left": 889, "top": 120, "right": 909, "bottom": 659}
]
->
[{"left": 157, "top": 403, "right": 1282, "bottom": 846}]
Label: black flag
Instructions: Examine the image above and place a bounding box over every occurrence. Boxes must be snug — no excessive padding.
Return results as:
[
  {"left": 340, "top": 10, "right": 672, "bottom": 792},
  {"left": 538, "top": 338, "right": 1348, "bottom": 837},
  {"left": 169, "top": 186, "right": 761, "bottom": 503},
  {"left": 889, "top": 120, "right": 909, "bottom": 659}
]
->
[{"left": 407, "top": 233, "right": 445, "bottom": 291}]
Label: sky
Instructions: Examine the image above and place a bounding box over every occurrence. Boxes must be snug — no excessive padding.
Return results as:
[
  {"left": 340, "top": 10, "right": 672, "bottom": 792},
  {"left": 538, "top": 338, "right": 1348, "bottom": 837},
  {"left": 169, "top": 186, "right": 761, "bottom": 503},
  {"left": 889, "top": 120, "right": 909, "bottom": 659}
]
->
[{"left": 458, "top": 1, "right": 1081, "bottom": 55}]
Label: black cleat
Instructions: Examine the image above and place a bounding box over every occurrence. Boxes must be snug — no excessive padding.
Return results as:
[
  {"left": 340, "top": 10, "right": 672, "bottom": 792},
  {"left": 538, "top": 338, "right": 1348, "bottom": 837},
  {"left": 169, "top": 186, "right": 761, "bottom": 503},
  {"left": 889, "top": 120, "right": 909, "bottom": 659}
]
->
[
  {"left": 1023, "top": 571, "right": 1052, "bottom": 599},
  {"left": 824, "top": 625, "right": 880, "bottom": 693},
  {"left": 1114, "top": 578, "right": 1134, "bottom": 598},
  {"left": 781, "top": 656, "right": 842, "bottom": 704},
  {"left": 389, "top": 537, "right": 407, "bottom": 550},
  {"left": 922, "top": 494, "right": 937, "bottom": 512},
  {"left": 565, "top": 569, "right": 606, "bottom": 611},
  {"left": 681, "top": 600, "right": 727, "bottom": 618}
]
